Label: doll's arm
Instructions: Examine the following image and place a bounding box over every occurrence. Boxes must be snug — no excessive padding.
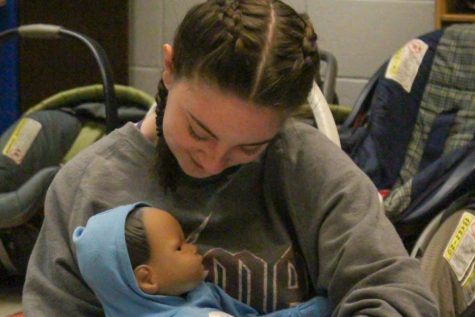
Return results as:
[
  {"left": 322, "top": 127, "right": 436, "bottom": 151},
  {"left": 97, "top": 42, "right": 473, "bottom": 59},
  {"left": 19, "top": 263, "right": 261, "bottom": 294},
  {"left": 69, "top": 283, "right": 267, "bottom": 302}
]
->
[
  {"left": 259, "top": 296, "right": 330, "bottom": 317},
  {"left": 201, "top": 282, "right": 330, "bottom": 317}
]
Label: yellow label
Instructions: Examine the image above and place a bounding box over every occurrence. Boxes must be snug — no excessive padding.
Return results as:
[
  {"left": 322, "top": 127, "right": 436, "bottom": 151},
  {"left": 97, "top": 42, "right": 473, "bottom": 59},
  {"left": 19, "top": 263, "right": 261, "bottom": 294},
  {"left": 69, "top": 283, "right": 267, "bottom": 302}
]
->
[
  {"left": 444, "top": 213, "right": 474, "bottom": 261},
  {"left": 2, "top": 117, "right": 42, "bottom": 165},
  {"left": 386, "top": 48, "right": 403, "bottom": 78},
  {"left": 2, "top": 118, "right": 28, "bottom": 156},
  {"left": 384, "top": 39, "right": 428, "bottom": 93}
]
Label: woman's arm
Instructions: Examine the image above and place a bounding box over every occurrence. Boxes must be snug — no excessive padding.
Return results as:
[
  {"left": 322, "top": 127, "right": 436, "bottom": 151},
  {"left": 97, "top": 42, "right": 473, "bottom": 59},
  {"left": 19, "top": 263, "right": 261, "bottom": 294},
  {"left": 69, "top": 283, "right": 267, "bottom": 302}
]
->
[
  {"left": 22, "top": 158, "right": 103, "bottom": 317},
  {"left": 264, "top": 120, "right": 439, "bottom": 316},
  {"left": 23, "top": 122, "right": 163, "bottom": 317}
]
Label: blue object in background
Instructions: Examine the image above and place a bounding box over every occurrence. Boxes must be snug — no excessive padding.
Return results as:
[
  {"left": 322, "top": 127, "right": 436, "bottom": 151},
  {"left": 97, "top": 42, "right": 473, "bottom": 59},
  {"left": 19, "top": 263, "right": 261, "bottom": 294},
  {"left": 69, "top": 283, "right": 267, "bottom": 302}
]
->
[{"left": 0, "top": 0, "right": 19, "bottom": 134}]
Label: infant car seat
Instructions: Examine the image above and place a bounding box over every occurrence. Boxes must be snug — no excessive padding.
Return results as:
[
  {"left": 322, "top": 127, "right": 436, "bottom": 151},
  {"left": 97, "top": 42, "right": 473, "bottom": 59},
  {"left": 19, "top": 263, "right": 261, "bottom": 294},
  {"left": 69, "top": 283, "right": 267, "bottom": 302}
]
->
[
  {"left": 0, "top": 85, "right": 154, "bottom": 275},
  {"left": 339, "top": 23, "right": 475, "bottom": 317},
  {"left": 0, "top": 24, "right": 155, "bottom": 275},
  {"left": 411, "top": 192, "right": 475, "bottom": 317}
]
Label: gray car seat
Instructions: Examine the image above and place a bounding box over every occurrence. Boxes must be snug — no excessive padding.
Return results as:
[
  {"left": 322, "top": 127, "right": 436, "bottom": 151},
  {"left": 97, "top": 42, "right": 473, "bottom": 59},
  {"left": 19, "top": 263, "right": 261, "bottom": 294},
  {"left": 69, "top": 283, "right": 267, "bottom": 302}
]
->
[
  {"left": 0, "top": 24, "right": 155, "bottom": 275},
  {"left": 0, "top": 85, "right": 154, "bottom": 275}
]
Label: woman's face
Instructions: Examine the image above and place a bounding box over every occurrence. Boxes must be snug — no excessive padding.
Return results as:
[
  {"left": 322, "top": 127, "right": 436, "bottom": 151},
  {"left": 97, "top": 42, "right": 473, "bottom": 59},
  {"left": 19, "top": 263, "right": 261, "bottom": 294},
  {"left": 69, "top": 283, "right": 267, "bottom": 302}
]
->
[{"left": 162, "top": 78, "right": 286, "bottom": 178}]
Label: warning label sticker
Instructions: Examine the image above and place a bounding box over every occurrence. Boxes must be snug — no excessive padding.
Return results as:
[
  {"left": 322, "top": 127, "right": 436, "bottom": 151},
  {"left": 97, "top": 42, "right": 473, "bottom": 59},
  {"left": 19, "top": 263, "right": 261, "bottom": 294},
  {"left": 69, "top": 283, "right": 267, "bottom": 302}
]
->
[
  {"left": 443, "top": 212, "right": 475, "bottom": 305},
  {"left": 385, "top": 38, "right": 428, "bottom": 93},
  {"left": 462, "top": 267, "right": 475, "bottom": 306},
  {"left": 2, "top": 117, "right": 42, "bottom": 165}
]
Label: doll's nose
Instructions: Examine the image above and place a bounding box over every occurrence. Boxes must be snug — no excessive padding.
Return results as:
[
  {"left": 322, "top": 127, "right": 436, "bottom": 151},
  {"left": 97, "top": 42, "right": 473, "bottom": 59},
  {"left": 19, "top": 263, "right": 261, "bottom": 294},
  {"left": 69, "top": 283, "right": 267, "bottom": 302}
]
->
[{"left": 183, "top": 243, "right": 198, "bottom": 254}]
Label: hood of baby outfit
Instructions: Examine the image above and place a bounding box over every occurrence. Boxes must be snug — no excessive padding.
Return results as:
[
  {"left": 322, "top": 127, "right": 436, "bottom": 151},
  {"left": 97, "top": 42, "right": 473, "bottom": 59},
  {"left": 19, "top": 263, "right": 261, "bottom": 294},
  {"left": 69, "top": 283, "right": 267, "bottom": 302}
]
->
[{"left": 73, "top": 202, "right": 187, "bottom": 316}]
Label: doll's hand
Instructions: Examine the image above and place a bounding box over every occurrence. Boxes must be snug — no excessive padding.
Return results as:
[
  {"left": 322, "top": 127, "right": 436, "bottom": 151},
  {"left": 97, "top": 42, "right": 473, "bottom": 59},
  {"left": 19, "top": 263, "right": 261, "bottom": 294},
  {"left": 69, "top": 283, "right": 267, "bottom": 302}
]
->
[{"left": 296, "top": 296, "right": 331, "bottom": 317}]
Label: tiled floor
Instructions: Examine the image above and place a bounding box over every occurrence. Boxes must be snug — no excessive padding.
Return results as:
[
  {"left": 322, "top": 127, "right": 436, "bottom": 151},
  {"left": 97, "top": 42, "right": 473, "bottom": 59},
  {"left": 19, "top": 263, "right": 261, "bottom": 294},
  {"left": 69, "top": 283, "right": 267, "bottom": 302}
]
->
[{"left": 0, "top": 277, "right": 22, "bottom": 316}]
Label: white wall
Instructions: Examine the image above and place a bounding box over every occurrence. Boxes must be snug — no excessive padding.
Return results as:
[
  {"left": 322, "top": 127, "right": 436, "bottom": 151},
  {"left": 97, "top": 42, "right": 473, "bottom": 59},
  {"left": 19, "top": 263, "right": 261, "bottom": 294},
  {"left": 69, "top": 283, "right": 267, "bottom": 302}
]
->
[{"left": 129, "top": 0, "right": 435, "bottom": 106}]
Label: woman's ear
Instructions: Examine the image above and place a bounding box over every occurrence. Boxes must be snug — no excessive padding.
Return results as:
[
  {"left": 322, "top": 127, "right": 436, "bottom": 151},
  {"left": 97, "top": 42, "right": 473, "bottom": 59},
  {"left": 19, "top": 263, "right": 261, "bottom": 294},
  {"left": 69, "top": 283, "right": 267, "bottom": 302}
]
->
[
  {"left": 162, "top": 44, "right": 174, "bottom": 89},
  {"left": 134, "top": 264, "right": 160, "bottom": 294}
]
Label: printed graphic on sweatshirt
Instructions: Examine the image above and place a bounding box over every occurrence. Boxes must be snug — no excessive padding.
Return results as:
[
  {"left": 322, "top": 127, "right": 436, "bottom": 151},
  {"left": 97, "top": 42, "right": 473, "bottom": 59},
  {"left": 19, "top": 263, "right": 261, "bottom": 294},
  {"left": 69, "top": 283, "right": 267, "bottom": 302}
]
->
[{"left": 203, "top": 246, "right": 310, "bottom": 313}]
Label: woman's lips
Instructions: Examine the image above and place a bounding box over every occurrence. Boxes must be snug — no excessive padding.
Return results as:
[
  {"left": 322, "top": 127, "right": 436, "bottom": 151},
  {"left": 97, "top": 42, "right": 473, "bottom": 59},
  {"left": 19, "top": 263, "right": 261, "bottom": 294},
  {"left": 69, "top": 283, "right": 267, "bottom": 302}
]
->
[{"left": 190, "top": 155, "right": 203, "bottom": 169}]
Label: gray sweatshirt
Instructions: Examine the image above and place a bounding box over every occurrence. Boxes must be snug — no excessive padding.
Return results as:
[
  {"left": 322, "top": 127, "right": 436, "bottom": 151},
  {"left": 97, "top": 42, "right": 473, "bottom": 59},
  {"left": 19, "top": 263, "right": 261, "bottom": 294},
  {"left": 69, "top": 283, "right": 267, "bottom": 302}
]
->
[{"left": 22, "top": 119, "right": 439, "bottom": 316}]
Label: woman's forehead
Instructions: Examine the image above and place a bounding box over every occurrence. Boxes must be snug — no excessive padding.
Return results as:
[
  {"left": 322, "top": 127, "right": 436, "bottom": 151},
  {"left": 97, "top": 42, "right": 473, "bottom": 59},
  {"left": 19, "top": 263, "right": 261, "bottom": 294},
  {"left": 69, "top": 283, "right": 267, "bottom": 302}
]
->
[{"left": 173, "top": 79, "right": 286, "bottom": 142}]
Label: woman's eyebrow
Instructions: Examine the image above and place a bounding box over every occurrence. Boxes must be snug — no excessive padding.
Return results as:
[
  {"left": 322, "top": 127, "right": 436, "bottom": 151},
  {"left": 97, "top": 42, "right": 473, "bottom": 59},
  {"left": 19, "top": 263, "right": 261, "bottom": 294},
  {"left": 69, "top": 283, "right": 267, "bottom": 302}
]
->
[
  {"left": 189, "top": 112, "right": 276, "bottom": 146},
  {"left": 241, "top": 138, "right": 275, "bottom": 146},
  {"left": 189, "top": 113, "right": 218, "bottom": 139}
]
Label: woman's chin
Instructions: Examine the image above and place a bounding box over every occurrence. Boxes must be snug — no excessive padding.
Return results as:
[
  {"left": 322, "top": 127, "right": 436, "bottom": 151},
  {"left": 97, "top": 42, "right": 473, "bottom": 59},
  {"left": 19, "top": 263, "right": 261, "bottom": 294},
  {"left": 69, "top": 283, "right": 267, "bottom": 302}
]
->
[
  {"left": 179, "top": 159, "right": 217, "bottom": 179},
  {"left": 181, "top": 165, "right": 213, "bottom": 179}
]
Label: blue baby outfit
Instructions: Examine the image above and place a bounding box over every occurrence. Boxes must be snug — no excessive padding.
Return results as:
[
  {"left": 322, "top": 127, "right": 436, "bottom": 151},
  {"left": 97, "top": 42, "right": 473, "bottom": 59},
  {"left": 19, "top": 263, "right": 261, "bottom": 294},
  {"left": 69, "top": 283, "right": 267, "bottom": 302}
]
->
[{"left": 73, "top": 203, "right": 330, "bottom": 317}]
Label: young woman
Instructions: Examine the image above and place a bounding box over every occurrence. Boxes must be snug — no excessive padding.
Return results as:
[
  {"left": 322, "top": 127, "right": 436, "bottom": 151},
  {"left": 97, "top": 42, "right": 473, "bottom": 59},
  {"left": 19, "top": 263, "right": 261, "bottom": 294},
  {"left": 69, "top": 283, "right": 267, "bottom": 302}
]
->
[{"left": 23, "top": 1, "right": 439, "bottom": 316}]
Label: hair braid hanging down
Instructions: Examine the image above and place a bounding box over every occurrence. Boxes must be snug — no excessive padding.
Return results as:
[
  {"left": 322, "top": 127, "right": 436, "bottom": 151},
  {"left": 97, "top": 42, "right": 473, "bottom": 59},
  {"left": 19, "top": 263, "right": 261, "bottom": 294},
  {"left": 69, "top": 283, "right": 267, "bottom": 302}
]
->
[
  {"left": 154, "top": 79, "right": 168, "bottom": 139},
  {"left": 154, "top": 79, "right": 180, "bottom": 192}
]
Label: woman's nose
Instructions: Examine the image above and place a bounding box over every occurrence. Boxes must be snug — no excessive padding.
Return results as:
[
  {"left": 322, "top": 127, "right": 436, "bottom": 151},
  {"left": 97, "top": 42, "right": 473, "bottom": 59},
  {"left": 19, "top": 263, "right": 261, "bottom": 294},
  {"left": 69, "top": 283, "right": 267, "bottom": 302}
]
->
[
  {"left": 197, "top": 144, "right": 229, "bottom": 174},
  {"left": 201, "top": 157, "right": 227, "bottom": 175}
]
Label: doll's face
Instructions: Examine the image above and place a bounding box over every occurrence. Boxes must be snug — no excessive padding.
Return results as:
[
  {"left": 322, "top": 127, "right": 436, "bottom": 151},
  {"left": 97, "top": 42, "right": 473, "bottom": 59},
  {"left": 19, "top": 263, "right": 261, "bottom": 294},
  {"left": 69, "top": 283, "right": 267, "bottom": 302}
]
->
[{"left": 138, "top": 207, "right": 204, "bottom": 296}]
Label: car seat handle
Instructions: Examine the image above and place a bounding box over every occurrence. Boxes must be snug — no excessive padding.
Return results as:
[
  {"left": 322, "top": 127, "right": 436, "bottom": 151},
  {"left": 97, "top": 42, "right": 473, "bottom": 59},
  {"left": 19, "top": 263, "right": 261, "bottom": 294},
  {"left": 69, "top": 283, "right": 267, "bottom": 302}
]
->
[
  {"left": 308, "top": 81, "right": 341, "bottom": 148},
  {"left": 0, "top": 24, "right": 119, "bottom": 133},
  {"left": 318, "top": 49, "right": 338, "bottom": 104},
  {"left": 18, "top": 24, "right": 61, "bottom": 39}
]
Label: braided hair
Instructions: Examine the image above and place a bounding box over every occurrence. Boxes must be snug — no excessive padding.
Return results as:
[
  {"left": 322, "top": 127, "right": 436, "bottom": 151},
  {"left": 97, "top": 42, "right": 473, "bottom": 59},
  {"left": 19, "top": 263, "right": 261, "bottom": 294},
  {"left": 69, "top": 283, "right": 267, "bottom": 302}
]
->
[{"left": 155, "top": 0, "right": 319, "bottom": 191}]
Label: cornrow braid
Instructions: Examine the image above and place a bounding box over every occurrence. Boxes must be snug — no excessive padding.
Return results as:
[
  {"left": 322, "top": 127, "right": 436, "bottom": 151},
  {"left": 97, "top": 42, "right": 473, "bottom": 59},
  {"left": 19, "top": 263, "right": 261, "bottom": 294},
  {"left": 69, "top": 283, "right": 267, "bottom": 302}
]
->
[
  {"left": 174, "top": 0, "right": 281, "bottom": 101},
  {"left": 299, "top": 14, "right": 319, "bottom": 71},
  {"left": 251, "top": 1, "right": 275, "bottom": 98},
  {"left": 252, "top": 4, "right": 319, "bottom": 109},
  {"left": 173, "top": 0, "right": 320, "bottom": 109},
  {"left": 215, "top": 0, "right": 243, "bottom": 43},
  {"left": 214, "top": 0, "right": 278, "bottom": 98}
]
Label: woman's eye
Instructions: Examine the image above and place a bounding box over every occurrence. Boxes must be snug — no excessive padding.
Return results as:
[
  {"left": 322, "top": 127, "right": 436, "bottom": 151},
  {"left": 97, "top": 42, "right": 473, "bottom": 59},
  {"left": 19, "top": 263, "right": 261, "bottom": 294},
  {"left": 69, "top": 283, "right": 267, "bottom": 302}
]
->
[
  {"left": 240, "top": 145, "right": 262, "bottom": 156},
  {"left": 188, "top": 126, "right": 209, "bottom": 141}
]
